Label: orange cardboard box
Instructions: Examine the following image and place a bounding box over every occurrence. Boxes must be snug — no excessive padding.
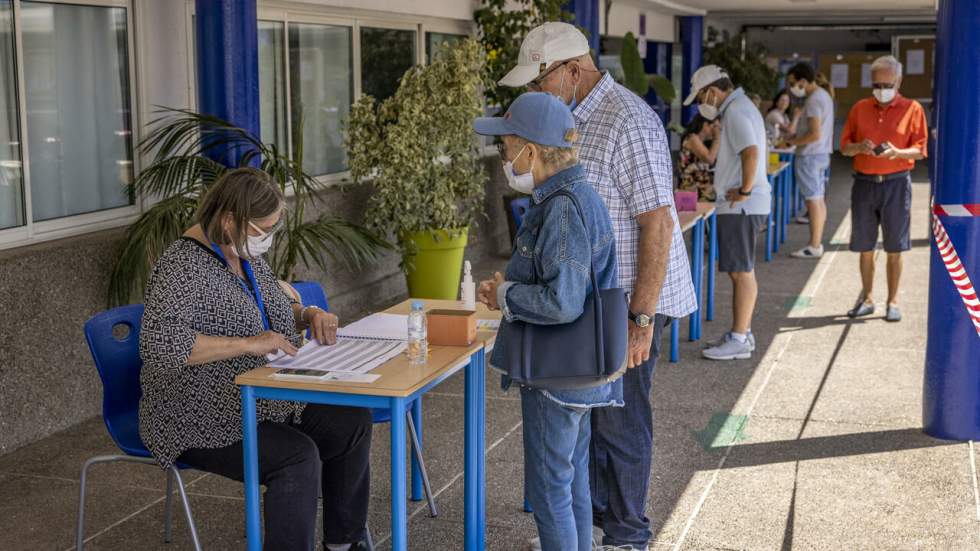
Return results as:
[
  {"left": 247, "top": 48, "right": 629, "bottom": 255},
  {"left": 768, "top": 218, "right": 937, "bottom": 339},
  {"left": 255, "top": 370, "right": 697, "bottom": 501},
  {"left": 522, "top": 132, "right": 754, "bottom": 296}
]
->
[{"left": 426, "top": 309, "right": 477, "bottom": 346}]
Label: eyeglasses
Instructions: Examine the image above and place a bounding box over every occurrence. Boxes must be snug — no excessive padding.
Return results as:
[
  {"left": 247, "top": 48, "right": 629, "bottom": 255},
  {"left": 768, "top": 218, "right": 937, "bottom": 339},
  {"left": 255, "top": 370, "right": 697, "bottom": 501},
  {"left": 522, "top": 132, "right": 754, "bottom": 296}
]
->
[
  {"left": 527, "top": 61, "right": 569, "bottom": 91},
  {"left": 871, "top": 82, "right": 897, "bottom": 90},
  {"left": 249, "top": 218, "right": 283, "bottom": 237}
]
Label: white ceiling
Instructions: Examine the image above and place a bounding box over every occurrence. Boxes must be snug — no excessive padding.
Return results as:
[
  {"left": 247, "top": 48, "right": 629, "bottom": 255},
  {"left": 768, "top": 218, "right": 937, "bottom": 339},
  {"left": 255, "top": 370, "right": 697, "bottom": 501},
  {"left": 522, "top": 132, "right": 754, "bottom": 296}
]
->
[{"left": 636, "top": 0, "right": 936, "bottom": 24}]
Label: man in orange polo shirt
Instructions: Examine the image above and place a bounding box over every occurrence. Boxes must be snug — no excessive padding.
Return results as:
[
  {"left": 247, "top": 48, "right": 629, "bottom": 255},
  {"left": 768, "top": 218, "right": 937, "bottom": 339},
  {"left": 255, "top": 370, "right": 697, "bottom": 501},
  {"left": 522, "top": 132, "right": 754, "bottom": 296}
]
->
[{"left": 840, "top": 55, "right": 927, "bottom": 322}]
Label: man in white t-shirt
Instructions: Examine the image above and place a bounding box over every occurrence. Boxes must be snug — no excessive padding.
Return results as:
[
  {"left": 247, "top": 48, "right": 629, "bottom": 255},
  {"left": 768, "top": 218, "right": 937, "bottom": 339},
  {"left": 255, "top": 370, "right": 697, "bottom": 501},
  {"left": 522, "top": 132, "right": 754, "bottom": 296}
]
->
[
  {"left": 785, "top": 62, "right": 835, "bottom": 259},
  {"left": 684, "top": 65, "right": 771, "bottom": 361}
]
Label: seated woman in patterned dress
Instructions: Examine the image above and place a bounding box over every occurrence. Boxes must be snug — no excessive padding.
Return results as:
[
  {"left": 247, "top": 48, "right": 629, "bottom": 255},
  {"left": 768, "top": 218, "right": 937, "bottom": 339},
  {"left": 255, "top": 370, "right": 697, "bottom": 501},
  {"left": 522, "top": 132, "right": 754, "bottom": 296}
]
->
[
  {"left": 138, "top": 167, "right": 372, "bottom": 551},
  {"left": 677, "top": 114, "right": 720, "bottom": 202}
]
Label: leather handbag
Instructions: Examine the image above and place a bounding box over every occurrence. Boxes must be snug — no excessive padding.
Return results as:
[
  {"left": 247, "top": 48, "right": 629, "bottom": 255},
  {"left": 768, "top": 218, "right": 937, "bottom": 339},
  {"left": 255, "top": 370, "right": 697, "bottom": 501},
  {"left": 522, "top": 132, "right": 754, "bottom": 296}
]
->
[{"left": 494, "top": 190, "right": 629, "bottom": 390}]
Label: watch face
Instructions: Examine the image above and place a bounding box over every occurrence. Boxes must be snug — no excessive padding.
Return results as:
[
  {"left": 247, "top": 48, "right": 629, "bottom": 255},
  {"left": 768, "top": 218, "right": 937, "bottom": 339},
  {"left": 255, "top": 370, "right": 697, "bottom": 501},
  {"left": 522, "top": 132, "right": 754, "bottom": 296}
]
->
[{"left": 636, "top": 314, "right": 651, "bottom": 327}]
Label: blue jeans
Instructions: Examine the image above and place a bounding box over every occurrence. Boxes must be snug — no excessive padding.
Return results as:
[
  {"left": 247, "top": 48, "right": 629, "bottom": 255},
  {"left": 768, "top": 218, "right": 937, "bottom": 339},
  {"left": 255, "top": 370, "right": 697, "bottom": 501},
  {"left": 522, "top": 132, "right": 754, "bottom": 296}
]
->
[
  {"left": 522, "top": 386, "right": 594, "bottom": 551},
  {"left": 590, "top": 314, "right": 668, "bottom": 547}
]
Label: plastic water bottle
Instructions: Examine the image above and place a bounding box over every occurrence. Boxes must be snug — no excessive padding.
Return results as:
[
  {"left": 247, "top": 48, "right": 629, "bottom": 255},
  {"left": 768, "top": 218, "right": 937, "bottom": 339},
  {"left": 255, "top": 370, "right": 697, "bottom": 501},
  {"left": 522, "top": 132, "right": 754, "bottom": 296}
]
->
[{"left": 407, "top": 300, "right": 427, "bottom": 365}]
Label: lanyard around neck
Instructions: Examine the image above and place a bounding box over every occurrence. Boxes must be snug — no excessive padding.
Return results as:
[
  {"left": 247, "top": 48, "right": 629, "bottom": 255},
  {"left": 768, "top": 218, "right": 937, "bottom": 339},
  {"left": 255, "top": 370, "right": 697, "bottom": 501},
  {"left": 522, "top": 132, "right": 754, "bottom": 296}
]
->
[{"left": 210, "top": 242, "right": 271, "bottom": 331}]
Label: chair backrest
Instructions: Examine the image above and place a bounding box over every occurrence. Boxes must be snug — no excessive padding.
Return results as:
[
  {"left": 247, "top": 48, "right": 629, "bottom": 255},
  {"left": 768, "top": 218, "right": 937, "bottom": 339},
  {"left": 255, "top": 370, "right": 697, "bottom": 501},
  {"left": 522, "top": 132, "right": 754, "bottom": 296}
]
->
[
  {"left": 509, "top": 197, "right": 531, "bottom": 230},
  {"left": 292, "top": 281, "right": 330, "bottom": 312},
  {"left": 83, "top": 304, "right": 147, "bottom": 456}
]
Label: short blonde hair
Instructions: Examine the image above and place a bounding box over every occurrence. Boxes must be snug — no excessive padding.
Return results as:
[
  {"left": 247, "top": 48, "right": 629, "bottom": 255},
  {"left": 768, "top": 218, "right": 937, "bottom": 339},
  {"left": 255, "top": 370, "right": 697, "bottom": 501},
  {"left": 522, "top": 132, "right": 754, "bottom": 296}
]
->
[{"left": 514, "top": 128, "right": 580, "bottom": 170}]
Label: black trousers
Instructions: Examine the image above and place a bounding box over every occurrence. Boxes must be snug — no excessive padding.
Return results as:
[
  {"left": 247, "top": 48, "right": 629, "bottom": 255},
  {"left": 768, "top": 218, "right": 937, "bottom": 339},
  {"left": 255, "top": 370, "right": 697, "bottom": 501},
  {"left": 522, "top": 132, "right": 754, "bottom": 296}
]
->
[{"left": 178, "top": 404, "right": 373, "bottom": 551}]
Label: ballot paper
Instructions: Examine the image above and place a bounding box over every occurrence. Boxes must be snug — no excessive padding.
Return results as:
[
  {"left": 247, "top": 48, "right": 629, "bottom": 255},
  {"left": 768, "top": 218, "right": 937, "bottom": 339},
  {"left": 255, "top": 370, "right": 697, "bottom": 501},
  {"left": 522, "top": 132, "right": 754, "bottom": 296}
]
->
[
  {"left": 477, "top": 319, "right": 501, "bottom": 331},
  {"left": 272, "top": 369, "right": 381, "bottom": 383},
  {"left": 336, "top": 313, "right": 409, "bottom": 341},
  {"left": 267, "top": 337, "right": 406, "bottom": 375}
]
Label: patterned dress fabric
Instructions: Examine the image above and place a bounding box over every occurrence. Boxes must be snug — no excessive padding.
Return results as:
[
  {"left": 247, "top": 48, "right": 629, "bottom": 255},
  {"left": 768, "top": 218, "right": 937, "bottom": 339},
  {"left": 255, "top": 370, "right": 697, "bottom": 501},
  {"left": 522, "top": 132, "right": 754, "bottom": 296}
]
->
[
  {"left": 677, "top": 142, "right": 716, "bottom": 202},
  {"left": 138, "top": 237, "right": 303, "bottom": 468}
]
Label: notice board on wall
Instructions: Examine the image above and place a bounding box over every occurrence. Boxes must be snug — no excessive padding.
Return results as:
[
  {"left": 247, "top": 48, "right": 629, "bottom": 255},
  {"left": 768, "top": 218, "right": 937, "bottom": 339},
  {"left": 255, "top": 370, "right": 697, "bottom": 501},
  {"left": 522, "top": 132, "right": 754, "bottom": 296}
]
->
[{"left": 818, "top": 52, "right": 881, "bottom": 122}]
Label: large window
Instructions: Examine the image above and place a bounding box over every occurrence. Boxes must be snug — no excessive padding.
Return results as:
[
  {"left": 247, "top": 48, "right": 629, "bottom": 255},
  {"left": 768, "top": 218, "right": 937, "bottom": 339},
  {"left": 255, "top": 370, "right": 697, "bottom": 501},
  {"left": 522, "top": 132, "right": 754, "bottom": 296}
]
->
[
  {"left": 22, "top": 1, "right": 134, "bottom": 222},
  {"left": 360, "top": 27, "right": 416, "bottom": 102},
  {"left": 0, "top": 0, "right": 136, "bottom": 248},
  {"left": 0, "top": 0, "right": 22, "bottom": 230},
  {"left": 289, "top": 22, "right": 352, "bottom": 177},
  {"left": 258, "top": 20, "right": 287, "bottom": 151},
  {"left": 426, "top": 31, "right": 464, "bottom": 63}
]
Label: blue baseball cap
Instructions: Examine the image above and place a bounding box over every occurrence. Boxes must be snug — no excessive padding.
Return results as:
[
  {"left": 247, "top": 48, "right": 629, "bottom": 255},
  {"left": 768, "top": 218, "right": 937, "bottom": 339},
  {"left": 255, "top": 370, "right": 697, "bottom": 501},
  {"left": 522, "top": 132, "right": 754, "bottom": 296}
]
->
[{"left": 473, "top": 92, "right": 577, "bottom": 148}]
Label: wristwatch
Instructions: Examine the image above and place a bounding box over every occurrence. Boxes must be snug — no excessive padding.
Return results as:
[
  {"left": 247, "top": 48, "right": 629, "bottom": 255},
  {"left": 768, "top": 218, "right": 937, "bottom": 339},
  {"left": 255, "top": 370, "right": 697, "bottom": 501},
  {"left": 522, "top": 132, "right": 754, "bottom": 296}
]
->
[
  {"left": 629, "top": 311, "right": 653, "bottom": 328},
  {"left": 737, "top": 188, "right": 753, "bottom": 196}
]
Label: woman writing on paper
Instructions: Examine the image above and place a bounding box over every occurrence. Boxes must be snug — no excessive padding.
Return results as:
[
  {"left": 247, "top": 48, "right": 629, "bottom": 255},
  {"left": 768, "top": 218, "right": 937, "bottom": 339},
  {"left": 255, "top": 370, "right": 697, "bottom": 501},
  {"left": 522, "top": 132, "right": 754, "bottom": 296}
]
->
[
  {"left": 474, "top": 93, "right": 622, "bottom": 551},
  {"left": 138, "top": 167, "right": 372, "bottom": 551}
]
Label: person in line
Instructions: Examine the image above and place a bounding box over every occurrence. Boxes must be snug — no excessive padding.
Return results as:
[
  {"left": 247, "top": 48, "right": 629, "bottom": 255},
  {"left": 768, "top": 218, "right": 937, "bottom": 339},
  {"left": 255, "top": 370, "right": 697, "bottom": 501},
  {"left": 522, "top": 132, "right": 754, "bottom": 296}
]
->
[
  {"left": 839, "top": 55, "right": 927, "bottom": 322},
  {"left": 138, "top": 168, "right": 372, "bottom": 551},
  {"left": 684, "top": 65, "right": 770, "bottom": 361},
  {"left": 784, "top": 62, "right": 835, "bottom": 259},
  {"left": 498, "top": 22, "right": 697, "bottom": 551},
  {"left": 678, "top": 114, "right": 720, "bottom": 202},
  {"left": 474, "top": 92, "right": 622, "bottom": 551},
  {"left": 765, "top": 90, "right": 801, "bottom": 146}
]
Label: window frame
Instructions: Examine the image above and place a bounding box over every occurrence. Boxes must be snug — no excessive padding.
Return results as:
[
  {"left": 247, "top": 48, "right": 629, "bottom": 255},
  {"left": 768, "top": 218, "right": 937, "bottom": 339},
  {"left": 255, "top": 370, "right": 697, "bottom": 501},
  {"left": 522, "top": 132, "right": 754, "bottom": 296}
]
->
[{"left": 0, "top": 0, "right": 142, "bottom": 251}]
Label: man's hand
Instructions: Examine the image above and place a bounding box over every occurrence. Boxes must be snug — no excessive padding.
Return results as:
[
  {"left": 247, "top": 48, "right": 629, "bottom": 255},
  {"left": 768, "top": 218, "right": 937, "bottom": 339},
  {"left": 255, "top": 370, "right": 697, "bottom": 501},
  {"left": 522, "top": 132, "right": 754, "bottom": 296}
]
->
[
  {"left": 627, "top": 320, "right": 654, "bottom": 368},
  {"left": 879, "top": 141, "right": 900, "bottom": 159},
  {"left": 478, "top": 272, "right": 505, "bottom": 311},
  {"left": 725, "top": 187, "right": 750, "bottom": 205}
]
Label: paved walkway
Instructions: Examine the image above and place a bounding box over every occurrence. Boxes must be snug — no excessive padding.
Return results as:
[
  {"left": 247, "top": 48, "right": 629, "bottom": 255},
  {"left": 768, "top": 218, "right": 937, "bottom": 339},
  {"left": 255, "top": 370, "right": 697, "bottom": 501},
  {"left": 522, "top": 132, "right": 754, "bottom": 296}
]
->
[{"left": 2, "top": 158, "right": 977, "bottom": 550}]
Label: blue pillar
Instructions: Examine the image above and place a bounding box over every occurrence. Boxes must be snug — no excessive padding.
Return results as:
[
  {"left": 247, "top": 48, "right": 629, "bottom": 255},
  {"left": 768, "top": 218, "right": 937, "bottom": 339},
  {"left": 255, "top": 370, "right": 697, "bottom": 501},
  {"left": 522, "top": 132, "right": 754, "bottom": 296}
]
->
[
  {"left": 644, "top": 41, "right": 672, "bottom": 125},
  {"left": 924, "top": 0, "right": 980, "bottom": 441},
  {"left": 679, "top": 16, "right": 703, "bottom": 125},
  {"left": 564, "top": 0, "right": 599, "bottom": 55},
  {"left": 195, "top": 0, "right": 260, "bottom": 167}
]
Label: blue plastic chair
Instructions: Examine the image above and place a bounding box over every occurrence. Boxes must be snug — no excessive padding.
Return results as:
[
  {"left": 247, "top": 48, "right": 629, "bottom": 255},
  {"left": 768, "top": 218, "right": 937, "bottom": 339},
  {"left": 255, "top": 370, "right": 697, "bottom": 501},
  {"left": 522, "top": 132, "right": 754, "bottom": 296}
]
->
[
  {"left": 291, "top": 281, "right": 438, "bottom": 518},
  {"left": 79, "top": 305, "right": 201, "bottom": 551},
  {"left": 510, "top": 197, "right": 531, "bottom": 233}
]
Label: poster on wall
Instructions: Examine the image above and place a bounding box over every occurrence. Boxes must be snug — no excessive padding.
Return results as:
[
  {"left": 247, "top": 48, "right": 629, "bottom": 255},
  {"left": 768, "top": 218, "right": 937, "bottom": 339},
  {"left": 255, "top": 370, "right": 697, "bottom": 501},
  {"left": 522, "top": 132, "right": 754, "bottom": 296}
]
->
[
  {"left": 907, "top": 49, "right": 925, "bottom": 75},
  {"left": 831, "top": 63, "right": 849, "bottom": 88},
  {"left": 861, "top": 63, "right": 872, "bottom": 88}
]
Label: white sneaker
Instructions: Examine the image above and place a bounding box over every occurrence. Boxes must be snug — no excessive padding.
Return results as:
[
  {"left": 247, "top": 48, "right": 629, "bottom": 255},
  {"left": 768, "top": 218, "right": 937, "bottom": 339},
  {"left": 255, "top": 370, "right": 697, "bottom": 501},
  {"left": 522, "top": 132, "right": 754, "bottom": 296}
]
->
[
  {"left": 703, "top": 331, "right": 755, "bottom": 352},
  {"left": 790, "top": 245, "right": 823, "bottom": 259},
  {"left": 528, "top": 526, "right": 604, "bottom": 551},
  {"left": 795, "top": 215, "right": 810, "bottom": 224},
  {"left": 702, "top": 334, "right": 753, "bottom": 360},
  {"left": 595, "top": 546, "right": 648, "bottom": 551}
]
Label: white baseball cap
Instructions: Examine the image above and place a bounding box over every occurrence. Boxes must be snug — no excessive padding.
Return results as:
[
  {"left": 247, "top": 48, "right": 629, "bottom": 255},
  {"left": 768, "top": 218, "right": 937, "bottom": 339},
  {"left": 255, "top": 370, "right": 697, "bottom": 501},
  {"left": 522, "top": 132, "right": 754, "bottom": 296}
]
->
[
  {"left": 682, "top": 65, "right": 730, "bottom": 106},
  {"left": 498, "top": 22, "right": 590, "bottom": 87}
]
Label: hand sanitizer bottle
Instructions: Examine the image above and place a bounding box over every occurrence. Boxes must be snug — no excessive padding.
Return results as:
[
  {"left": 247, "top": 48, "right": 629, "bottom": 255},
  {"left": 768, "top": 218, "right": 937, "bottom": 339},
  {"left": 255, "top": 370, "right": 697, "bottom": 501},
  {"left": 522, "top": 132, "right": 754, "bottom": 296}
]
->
[
  {"left": 407, "top": 300, "right": 427, "bottom": 365},
  {"left": 460, "top": 260, "right": 476, "bottom": 310}
]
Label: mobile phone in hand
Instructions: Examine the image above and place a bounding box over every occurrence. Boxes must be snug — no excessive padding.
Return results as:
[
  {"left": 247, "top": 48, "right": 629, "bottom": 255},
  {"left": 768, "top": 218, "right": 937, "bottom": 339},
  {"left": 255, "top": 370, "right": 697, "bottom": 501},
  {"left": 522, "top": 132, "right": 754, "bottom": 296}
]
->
[{"left": 872, "top": 143, "right": 887, "bottom": 156}]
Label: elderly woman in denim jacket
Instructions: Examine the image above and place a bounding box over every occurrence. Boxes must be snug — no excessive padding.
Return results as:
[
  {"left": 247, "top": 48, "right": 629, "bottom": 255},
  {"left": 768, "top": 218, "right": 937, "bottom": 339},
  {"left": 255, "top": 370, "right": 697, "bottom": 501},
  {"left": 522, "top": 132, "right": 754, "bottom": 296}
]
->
[{"left": 474, "top": 92, "right": 622, "bottom": 551}]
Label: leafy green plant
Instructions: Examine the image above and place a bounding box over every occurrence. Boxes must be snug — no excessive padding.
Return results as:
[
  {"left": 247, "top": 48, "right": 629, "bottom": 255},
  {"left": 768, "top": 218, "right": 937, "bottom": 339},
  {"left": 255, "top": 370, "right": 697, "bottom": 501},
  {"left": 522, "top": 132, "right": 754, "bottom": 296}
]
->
[
  {"left": 107, "top": 108, "right": 392, "bottom": 307},
  {"left": 703, "top": 26, "right": 779, "bottom": 99},
  {"left": 619, "top": 31, "right": 676, "bottom": 105},
  {"left": 473, "top": 0, "right": 575, "bottom": 109},
  {"left": 345, "top": 38, "right": 486, "bottom": 259}
]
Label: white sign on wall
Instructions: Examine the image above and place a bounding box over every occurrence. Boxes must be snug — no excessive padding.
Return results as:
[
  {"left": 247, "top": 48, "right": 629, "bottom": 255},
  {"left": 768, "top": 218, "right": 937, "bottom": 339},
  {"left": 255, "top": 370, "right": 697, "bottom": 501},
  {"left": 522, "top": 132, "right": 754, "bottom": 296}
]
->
[
  {"left": 907, "top": 49, "right": 925, "bottom": 75},
  {"left": 830, "top": 63, "right": 849, "bottom": 89},
  {"left": 861, "top": 63, "right": 872, "bottom": 88}
]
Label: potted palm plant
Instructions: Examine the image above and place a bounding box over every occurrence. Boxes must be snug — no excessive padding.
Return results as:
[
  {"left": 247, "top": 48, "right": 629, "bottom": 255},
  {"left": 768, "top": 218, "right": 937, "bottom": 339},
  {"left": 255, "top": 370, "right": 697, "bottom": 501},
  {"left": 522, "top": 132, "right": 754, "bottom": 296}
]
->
[
  {"left": 346, "top": 38, "right": 486, "bottom": 299},
  {"left": 107, "top": 108, "right": 392, "bottom": 307}
]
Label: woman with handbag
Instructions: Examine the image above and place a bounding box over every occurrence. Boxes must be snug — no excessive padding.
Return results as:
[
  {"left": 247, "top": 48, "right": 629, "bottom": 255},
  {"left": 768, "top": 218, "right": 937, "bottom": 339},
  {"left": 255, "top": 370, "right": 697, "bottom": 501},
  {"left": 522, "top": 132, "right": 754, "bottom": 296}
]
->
[{"left": 474, "top": 92, "right": 626, "bottom": 551}]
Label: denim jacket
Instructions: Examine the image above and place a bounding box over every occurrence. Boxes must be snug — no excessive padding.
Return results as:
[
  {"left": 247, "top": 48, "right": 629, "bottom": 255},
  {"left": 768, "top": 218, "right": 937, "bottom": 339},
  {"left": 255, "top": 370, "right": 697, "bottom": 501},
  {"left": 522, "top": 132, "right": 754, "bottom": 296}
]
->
[{"left": 491, "top": 164, "right": 624, "bottom": 409}]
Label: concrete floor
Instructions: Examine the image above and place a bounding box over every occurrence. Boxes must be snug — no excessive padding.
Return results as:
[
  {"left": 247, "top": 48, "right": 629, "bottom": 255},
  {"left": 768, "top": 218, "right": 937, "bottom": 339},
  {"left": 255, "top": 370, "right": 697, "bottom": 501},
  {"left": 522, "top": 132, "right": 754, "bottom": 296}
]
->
[{"left": 3, "top": 157, "right": 978, "bottom": 550}]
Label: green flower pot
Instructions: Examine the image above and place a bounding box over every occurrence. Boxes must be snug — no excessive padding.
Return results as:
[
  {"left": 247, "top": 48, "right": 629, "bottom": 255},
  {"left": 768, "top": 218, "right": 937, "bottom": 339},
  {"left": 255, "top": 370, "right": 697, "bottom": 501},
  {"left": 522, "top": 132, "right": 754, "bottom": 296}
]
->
[{"left": 400, "top": 227, "right": 469, "bottom": 299}]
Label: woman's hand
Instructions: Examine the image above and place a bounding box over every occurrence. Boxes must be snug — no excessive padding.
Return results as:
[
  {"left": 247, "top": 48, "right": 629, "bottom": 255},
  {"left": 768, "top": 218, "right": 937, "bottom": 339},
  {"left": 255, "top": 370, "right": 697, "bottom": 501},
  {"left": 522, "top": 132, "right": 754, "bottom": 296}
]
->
[
  {"left": 306, "top": 308, "right": 339, "bottom": 345},
  {"left": 243, "top": 331, "right": 298, "bottom": 357},
  {"left": 478, "top": 272, "right": 505, "bottom": 310}
]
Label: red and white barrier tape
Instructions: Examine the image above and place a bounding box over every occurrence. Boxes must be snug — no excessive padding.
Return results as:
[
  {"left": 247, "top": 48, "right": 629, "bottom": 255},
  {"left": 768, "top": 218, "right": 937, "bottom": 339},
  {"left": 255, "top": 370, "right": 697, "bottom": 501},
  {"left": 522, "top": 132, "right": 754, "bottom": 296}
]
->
[
  {"left": 934, "top": 203, "right": 980, "bottom": 216},
  {"left": 932, "top": 213, "right": 980, "bottom": 336}
]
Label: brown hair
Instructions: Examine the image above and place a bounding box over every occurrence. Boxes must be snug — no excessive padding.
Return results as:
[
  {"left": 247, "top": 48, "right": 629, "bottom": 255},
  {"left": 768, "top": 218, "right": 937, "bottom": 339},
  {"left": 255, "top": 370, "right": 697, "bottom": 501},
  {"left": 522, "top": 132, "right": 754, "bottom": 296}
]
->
[{"left": 196, "top": 167, "right": 284, "bottom": 256}]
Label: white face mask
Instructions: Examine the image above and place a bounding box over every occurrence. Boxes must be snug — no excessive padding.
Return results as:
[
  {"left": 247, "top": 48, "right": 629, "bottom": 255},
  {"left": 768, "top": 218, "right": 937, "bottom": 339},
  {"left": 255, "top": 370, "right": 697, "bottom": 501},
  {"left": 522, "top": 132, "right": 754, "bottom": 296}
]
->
[
  {"left": 236, "top": 221, "right": 277, "bottom": 259},
  {"left": 503, "top": 145, "right": 535, "bottom": 195},
  {"left": 697, "top": 89, "right": 719, "bottom": 121},
  {"left": 790, "top": 84, "right": 807, "bottom": 98},
  {"left": 873, "top": 88, "right": 896, "bottom": 104}
]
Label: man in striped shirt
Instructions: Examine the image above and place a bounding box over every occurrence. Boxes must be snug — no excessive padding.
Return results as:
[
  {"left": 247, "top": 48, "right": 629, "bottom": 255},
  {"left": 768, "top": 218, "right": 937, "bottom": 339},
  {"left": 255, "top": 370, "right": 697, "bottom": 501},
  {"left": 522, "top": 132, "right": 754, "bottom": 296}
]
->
[{"left": 500, "top": 22, "right": 697, "bottom": 550}]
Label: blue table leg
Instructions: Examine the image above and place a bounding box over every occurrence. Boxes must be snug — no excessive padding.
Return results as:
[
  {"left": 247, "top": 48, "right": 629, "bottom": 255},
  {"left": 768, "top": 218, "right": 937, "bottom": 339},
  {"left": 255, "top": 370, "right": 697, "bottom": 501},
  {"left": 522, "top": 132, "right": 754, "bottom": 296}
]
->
[
  {"left": 670, "top": 318, "right": 679, "bottom": 363},
  {"left": 766, "top": 175, "right": 774, "bottom": 262},
  {"left": 781, "top": 172, "right": 789, "bottom": 244},
  {"left": 690, "top": 218, "right": 704, "bottom": 341},
  {"left": 410, "top": 398, "right": 423, "bottom": 502},
  {"left": 707, "top": 211, "right": 717, "bottom": 322},
  {"left": 390, "top": 397, "right": 408, "bottom": 551},
  {"left": 241, "top": 386, "right": 261, "bottom": 551},
  {"left": 773, "top": 173, "right": 782, "bottom": 253},
  {"left": 464, "top": 348, "right": 486, "bottom": 551}
]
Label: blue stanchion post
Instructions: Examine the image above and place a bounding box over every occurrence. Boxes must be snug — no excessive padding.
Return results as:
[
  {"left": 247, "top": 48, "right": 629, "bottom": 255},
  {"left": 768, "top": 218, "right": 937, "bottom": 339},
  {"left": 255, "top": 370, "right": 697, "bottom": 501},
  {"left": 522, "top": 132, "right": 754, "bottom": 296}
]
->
[
  {"left": 679, "top": 16, "right": 703, "bottom": 125},
  {"left": 765, "top": 176, "right": 774, "bottom": 262},
  {"left": 195, "top": 0, "right": 260, "bottom": 167},
  {"left": 563, "top": 0, "right": 599, "bottom": 55},
  {"left": 773, "top": 170, "right": 782, "bottom": 252},
  {"left": 707, "top": 211, "right": 717, "bottom": 321},
  {"left": 924, "top": 0, "right": 980, "bottom": 440},
  {"left": 464, "top": 348, "right": 486, "bottom": 550},
  {"left": 241, "top": 386, "right": 261, "bottom": 551}
]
